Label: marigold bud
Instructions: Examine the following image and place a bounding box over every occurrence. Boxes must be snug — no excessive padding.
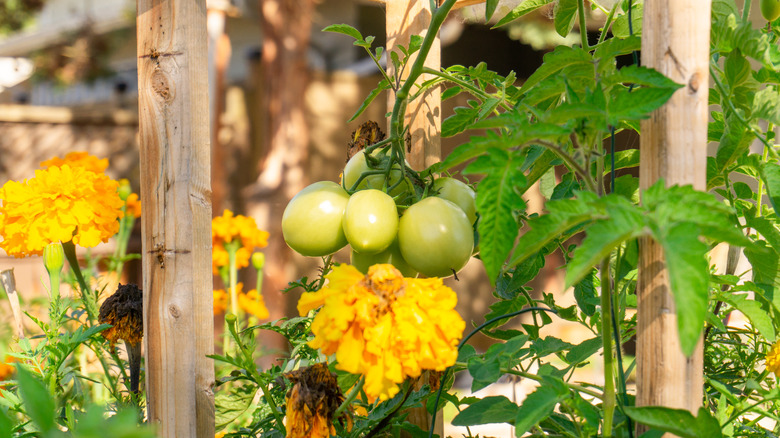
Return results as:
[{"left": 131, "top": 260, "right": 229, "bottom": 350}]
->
[
  {"left": 117, "top": 179, "right": 132, "bottom": 201},
  {"left": 251, "top": 252, "right": 266, "bottom": 270},
  {"left": 43, "top": 242, "right": 64, "bottom": 274}
]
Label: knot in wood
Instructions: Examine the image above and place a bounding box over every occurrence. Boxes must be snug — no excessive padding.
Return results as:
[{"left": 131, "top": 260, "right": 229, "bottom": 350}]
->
[
  {"left": 151, "top": 70, "right": 174, "bottom": 103},
  {"left": 688, "top": 72, "right": 701, "bottom": 93},
  {"left": 168, "top": 304, "right": 181, "bottom": 319}
]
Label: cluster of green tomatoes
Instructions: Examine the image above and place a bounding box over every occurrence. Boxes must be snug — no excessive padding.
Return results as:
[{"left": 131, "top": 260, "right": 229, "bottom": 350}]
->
[{"left": 282, "top": 147, "right": 477, "bottom": 278}]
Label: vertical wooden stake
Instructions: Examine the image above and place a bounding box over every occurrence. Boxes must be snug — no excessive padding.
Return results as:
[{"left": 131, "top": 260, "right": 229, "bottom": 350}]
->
[
  {"left": 386, "top": 0, "right": 441, "bottom": 171},
  {"left": 637, "top": 0, "right": 710, "bottom": 431},
  {"left": 386, "top": 1, "right": 442, "bottom": 434},
  {"left": 0, "top": 270, "right": 25, "bottom": 339},
  {"left": 137, "top": 1, "right": 214, "bottom": 437}
]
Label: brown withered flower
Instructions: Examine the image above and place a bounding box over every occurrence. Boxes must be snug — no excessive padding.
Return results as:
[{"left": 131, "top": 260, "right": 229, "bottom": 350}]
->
[
  {"left": 99, "top": 283, "right": 143, "bottom": 394},
  {"left": 284, "top": 363, "right": 350, "bottom": 438},
  {"left": 347, "top": 120, "right": 385, "bottom": 160}
]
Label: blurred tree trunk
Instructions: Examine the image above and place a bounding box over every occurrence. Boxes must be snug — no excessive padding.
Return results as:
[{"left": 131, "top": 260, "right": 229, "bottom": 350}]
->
[{"left": 250, "top": 0, "right": 314, "bottom": 360}]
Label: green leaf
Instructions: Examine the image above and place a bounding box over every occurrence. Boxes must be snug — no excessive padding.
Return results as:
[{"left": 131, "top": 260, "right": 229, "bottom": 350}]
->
[
  {"left": 509, "top": 192, "right": 599, "bottom": 268},
  {"left": 349, "top": 79, "right": 390, "bottom": 122},
  {"left": 215, "top": 385, "right": 258, "bottom": 431},
  {"left": 565, "top": 196, "right": 646, "bottom": 288},
  {"left": 565, "top": 337, "right": 602, "bottom": 365},
  {"left": 483, "top": 295, "right": 530, "bottom": 331},
  {"left": 531, "top": 336, "right": 574, "bottom": 358},
  {"left": 452, "top": 396, "right": 519, "bottom": 426},
  {"left": 514, "top": 377, "right": 571, "bottom": 436},
  {"left": 624, "top": 406, "right": 723, "bottom": 438},
  {"left": 519, "top": 45, "right": 591, "bottom": 94},
  {"left": 608, "top": 86, "right": 679, "bottom": 126},
  {"left": 594, "top": 36, "right": 641, "bottom": 72},
  {"left": 612, "top": 3, "right": 643, "bottom": 38},
  {"left": 721, "top": 292, "right": 775, "bottom": 340},
  {"left": 0, "top": 409, "right": 12, "bottom": 438},
  {"left": 467, "top": 355, "right": 502, "bottom": 392},
  {"left": 607, "top": 65, "right": 683, "bottom": 90},
  {"left": 761, "top": 162, "right": 780, "bottom": 213},
  {"left": 15, "top": 365, "right": 56, "bottom": 434},
  {"left": 493, "top": 0, "right": 555, "bottom": 28},
  {"left": 322, "top": 24, "right": 363, "bottom": 41},
  {"left": 753, "top": 87, "right": 780, "bottom": 125},
  {"left": 554, "top": 0, "right": 578, "bottom": 37},
  {"left": 485, "top": 0, "right": 499, "bottom": 20},
  {"left": 442, "top": 104, "right": 479, "bottom": 138},
  {"left": 574, "top": 268, "right": 599, "bottom": 316},
  {"left": 465, "top": 149, "right": 527, "bottom": 284},
  {"left": 655, "top": 223, "right": 709, "bottom": 356}
]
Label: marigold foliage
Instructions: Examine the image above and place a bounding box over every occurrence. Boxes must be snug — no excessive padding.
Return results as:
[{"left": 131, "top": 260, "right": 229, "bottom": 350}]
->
[
  {"left": 212, "top": 210, "right": 269, "bottom": 274},
  {"left": 40, "top": 151, "right": 109, "bottom": 174},
  {"left": 767, "top": 341, "right": 780, "bottom": 377},
  {"left": 0, "top": 164, "right": 123, "bottom": 257},
  {"left": 298, "top": 264, "right": 464, "bottom": 401}
]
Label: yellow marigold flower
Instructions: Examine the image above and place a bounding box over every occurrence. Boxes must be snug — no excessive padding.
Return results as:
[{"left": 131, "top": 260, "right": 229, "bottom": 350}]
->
[
  {"left": 284, "top": 363, "right": 348, "bottom": 438},
  {"left": 238, "top": 288, "right": 270, "bottom": 320},
  {"left": 0, "top": 165, "right": 123, "bottom": 257},
  {"left": 213, "top": 288, "right": 229, "bottom": 315},
  {"left": 767, "top": 341, "right": 780, "bottom": 377},
  {"left": 0, "top": 356, "right": 15, "bottom": 381},
  {"left": 212, "top": 210, "right": 269, "bottom": 274},
  {"left": 298, "top": 264, "right": 464, "bottom": 402},
  {"left": 40, "top": 151, "right": 109, "bottom": 174},
  {"left": 125, "top": 193, "right": 142, "bottom": 218}
]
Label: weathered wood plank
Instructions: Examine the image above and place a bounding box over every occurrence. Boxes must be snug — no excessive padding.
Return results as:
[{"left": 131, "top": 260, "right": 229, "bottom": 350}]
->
[
  {"left": 637, "top": 0, "right": 710, "bottom": 433},
  {"left": 137, "top": 1, "right": 214, "bottom": 436}
]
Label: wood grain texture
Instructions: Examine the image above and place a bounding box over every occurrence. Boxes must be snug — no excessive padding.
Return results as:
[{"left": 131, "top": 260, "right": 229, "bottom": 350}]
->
[
  {"left": 386, "top": 0, "right": 441, "bottom": 171},
  {"left": 137, "top": 1, "right": 214, "bottom": 436},
  {"left": 637, "top": 0, "right": 710, "bottom": 429}
]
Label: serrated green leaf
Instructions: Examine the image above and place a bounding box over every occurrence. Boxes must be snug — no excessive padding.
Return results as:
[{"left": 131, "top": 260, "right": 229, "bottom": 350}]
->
[
  {"left": 531, "top": 336, "right": 574, "bottom": 358},
  {"left": 493, "top": 0, "right": 555, "bottom": 27},
  {"left": 654, "top": 223, "right": 709, "bottom": 356},
  {"left": 15, "top": 365, "right": 56, "bottom": 434},
  {"left": 607, "top": 65, "right": 683, "bottom": 90},
  {"left": 349, "top": 79, "right": 390, "bottom": 122},
  {"left": 594, "top": 36, "right": 641, "bottom": 72},
  {"left": 612, "top": 3, "right": 643, "bottom": 38},
  {"left": 519, "top": 45, "right": 591, "bottom": 94},
  {"left": 452, "top": 396, "right": 519, "bottom": 426},
  {"left": 514, "top": 378, "right": 570, "bottom": 436},
  {"left": 441, "top": 85, "right": 461, "bottom": 101},
  {"left": 574, "top": 268, "right": 599, "bottom": 316},
  {"left": 565, "top": 337, "right": 602, "bottom": 365},
  {"left": 465, "top": 149, "right": 527, "bottom": 284},
  {"left": 442, "top": 105, "right": 479, "bottom": 138},
  {"left": 215, "top": 386, "right": 258, "bottom": 431},
  {"left": 752, "top": 87, "right": 780, "bottom": 124},
  {"left": 608, "top": 86, "right": 679, "bottom": 126},
  {"left": 723, "top": 292, "right": 775, "bottom": 340},
  {"left": 761, "top": 162, "right": 780, "bottom": 213},
  {"left": 624, "top": 406, "right": 722, "bottom": 438},
  {"left": 483, "top": 295, "right": 530, "bottom": 330},
  {"left": 468, "top": 355, "right": 501, "bottom": 392},
  {"left": 554, "top": 0, "right": 578, "bottom": 37},
  {"left": 565, "top": 197, "right": 646, "bottom": 288},
  {"left": 322, "top": 24, "right": 363, "bottom": 41},
  {"left": 509, "top": 192, "right": 599, "bottom": 268}
]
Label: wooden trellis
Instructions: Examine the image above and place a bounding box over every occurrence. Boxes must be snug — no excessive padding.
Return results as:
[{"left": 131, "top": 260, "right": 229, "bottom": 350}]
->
[{"left": 135, "top": 0, "right": 707, "bottom": 436}]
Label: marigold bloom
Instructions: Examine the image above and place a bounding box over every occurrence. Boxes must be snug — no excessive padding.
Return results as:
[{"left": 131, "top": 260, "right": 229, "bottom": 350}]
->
[
  {"left": 0, "top": 356, "right": 15, "bottom": 381},
  {"left": 125, "top": 193, "right": 142, "bottom": 218},
  {"left": 238, "top": 288, "right": 270, "bottom": 320},
  {"left": 0, "top": 165, "right": 123, "bottom": 257},
  {"left": 284, "top": 363, "right": 347, "bottom": 438},
  {"left": 40, "top": 151, "right": 109, "bottom": 174},
  {"left": 767, "top": 341, "right": 780, "bottom": 377},
  {"left": 212, "top": 210, "right": 269, "bottom": 274},
  {"left": 213, "top": 288, "right": 229, "bottom": 315},
  {"left": 298, "top": 264, "right": 464, "bottom": 401}
]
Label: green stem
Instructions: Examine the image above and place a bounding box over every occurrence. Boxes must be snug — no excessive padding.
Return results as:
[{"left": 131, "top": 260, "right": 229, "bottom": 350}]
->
[
  {"left": 600, "top": 257, "right": 616, "bottom": 437},
  {"left": 420, "top": 67, "right": 513, "bottom": 110},
  {"left": 228, "top": 245, "right": 239, "bottom": 318},
  {"left": 742, "top": 0, "right": 752, "bottom": 21},
  {"left": 578, "top": 0, "right": 589, "bottom": 50},
  {"left": 258, "top": 379, "right": 285, "bottom": 433},
  {"left": 597, "top": 1, "right": 619, "bottom": 45},
  {"left": 536, "top": 139, "right": 597, "bottom": 192},
  {"left": 335, "top": 376, "right": 365, "bottom": 417}
]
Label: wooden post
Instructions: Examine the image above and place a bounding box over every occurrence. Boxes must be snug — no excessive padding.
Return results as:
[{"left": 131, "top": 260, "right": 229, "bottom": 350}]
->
[
  {"left": 207, "top": 0, "right": 231, "bottom": 214},
  {"left": 137, "top": 1, "right": 214, "bottom": 437},
  {"left": 637, "top": 0, "right": 710, "bottom": 431},
  {"left": 386, "top": 1, "right": 441, "bottom": 434}
]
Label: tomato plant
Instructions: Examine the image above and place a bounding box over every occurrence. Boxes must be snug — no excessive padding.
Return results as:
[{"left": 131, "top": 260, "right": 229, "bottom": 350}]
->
[{"left": 343, "top": 189, "right": 398, "bottom": 254}]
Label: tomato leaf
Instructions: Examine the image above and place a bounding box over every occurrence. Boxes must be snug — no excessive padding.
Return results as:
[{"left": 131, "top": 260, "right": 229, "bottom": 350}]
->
[
  {"left": 514, "top": 377, "right": 571, "bottom": 436},
  {"left": 624, "top": 406, "right": 723, "bottom": 438},
  {"left": 519, "top": 45, "right": 591, "bottom": 94},
  {"left": 553, "top": 0, "right": 578, "bottom": 37},
  {"left": 452, "top": 396, "right": 519, "bottom": 426},
  {"left": 465, "top": 148, "right": 527, "bottom": 285},
  {"left": 493, "top": 0, "right": 555, "bottom": 28}
]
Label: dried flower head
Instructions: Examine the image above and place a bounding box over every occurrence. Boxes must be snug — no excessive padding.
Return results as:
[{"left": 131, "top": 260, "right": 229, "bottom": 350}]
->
[
  {"left": 284, "top": 363, "right": 348, "bottom": 438},
  {"left": 212, "top": 210, "right": 269, "bottom": 274},
  {"left": 99, "top": 283, "right": 143, "bottom": 346},
  {"left": 0, "top": 164, "right": 123, "bottom": 257},
  {"left": 298, "top": 264, "right": 464, "bottom": 401},
  {"left": 40, "top": 151, "right": 109, "bottom": 174},
  {"left": 347, "top": 120, "right": 385, "bottom": 159}
]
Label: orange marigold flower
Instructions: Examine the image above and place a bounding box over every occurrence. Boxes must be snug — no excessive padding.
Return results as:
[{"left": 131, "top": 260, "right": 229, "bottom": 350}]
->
[
  {"left": 298, "top": 264, "right": 464, "bottom": 402},
  {"left": 0, "top": 165, "right": 123, "bottom": 257},
  {"left": 238, "top": 288, "right": 270, "bottom": 320},
  {"left": 767, "top": 340, "right": 780, "bottom": 377},
  {"left": 213, "top": 288, "right": 229, "bottom": 315},
  {"left": 40, "top": 151, "right": 109, "bottom": 174},
  {"left": 125, "top": 193, "right": 142, "bottom": 218},
  {"left": 284, "top": 363, "right": 348, "bottom": 438},
  {"left": 0, "top": 356, "right": 15, "bottom": 381},
  {"left": 212, "top": 210, "right": 269, "bottom": 274}
]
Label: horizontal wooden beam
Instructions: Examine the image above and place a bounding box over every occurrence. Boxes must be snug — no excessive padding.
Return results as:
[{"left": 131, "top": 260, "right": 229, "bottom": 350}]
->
[
  {"left": 0, "top": 104, "right": 138, "bottom": 125},
  {"left": 365, "top": 0, "right": 486, "bottom": 10}
]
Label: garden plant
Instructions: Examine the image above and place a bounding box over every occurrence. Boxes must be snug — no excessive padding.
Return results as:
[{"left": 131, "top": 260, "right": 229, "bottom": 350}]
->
[{"left": 2, "top": 0, "right": 780, "bottom": 437}]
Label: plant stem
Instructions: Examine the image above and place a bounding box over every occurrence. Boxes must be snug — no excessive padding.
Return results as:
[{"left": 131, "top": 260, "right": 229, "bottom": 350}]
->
[
  {"left": 600, "top": 257, "right": 616, "bottom": 437},
  {"left": 597, "top": 2, "right": 620, "bottom": 45},
  {"left": 258, "top": 379, "right": 286, "bottom": 433},
  {"left": 578, "top": 0, "right": 589, "bottom": 50},
  {"left": 335, "top": 376, "right": 365, "bottom": 417},
  {"left": 536, "top": 139, "right": 597, "bottom": 192}
]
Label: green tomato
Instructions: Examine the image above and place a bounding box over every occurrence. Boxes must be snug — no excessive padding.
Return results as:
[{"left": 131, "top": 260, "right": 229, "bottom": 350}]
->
[
  {"left": 432, "top": 177, "right": 477, "bottom": 225},
  {"left": 351, "top": 238, "right": 417, "bottom": 277},
  {"left": 343, "top": 189, "right": 399, "bottom": 254},
  {"left": 762, "top": 0, "right": 780, "bottom": 21},
  {"left": 282, "top": 181, "right": 350, "bottom": 257},
  {"left": 341, "top": 149, "right": 413, "bottom": 203},
  {"left": 398, "top": 197, "right": 474, "bottom": 278}
]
